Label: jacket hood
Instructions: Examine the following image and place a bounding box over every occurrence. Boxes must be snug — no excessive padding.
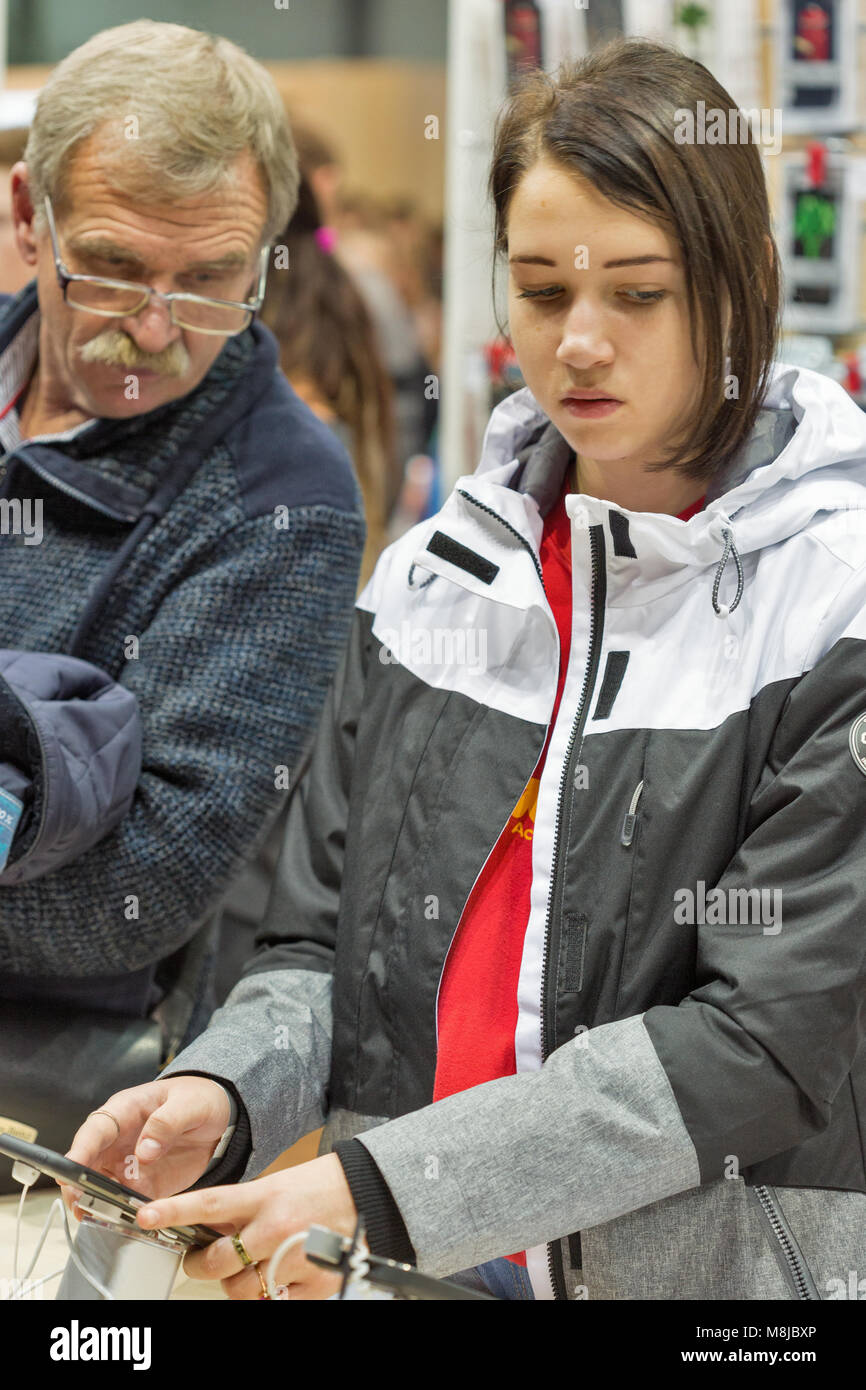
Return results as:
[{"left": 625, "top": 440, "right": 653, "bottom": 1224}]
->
[{"left": 471, "top": 361, "right": 866, "bottom": 570}]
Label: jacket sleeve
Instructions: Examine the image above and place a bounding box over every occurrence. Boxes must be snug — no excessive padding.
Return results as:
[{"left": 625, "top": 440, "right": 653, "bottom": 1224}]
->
[
  {"left": 0, "top": 650, "right": 141, "bottom": 883},
  {"left": 0, "top": 505, "right": 365, "bottom": 977},
  {"left": 347, "top": 586, "right": 866, "bottom": 1278},
  {"left": 158, "top": 602, "right": 373, "bottom": 1174}
]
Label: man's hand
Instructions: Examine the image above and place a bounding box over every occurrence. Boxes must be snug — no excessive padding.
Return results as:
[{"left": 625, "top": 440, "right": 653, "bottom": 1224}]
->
[
  {"left": 62, "top": 1076, "right": 232, "bottom": 1213},
  {"left": 135, "top": 1154, "right": 359, "bottom": 1300}
]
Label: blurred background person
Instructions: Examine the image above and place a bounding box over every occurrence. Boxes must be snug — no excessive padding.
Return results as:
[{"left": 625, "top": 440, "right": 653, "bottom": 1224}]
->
[
  {"left": 290, "top": 121, "right": 441, "bottom": 507},
  {"left": 260, "top": 170, "right": 398, "bottom": 586}
]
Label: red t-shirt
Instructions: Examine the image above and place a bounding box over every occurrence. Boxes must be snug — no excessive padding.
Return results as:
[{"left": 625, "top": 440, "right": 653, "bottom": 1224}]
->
[{"left": 432, "top": 478, "right": 706, "bottom": 1264}]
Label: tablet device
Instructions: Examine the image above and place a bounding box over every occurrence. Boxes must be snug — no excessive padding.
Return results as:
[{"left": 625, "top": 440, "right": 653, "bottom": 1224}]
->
[{"left": 0, "top": 1133, "right": 223, "bottom": 1250}]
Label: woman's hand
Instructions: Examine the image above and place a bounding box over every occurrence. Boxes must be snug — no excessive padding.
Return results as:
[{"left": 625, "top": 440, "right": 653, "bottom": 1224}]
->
[
  {"left": 136, "top": 1153, "right": 359, "bottom": 1300},
  {"left": 61, "top": 1077, "right": 233, "bottom": 1215}
]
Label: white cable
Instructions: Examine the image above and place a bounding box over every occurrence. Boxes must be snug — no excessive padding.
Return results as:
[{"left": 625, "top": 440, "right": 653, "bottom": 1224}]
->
[
  {"left": 12, "top": 1177, "right": 30, "bottom": 1283},
  {"left": 343, "top": 1236, "right": 376, "bottom": 1300},
  {"left": 264, "top": 1229, "right": 309, "bottom": 1300},
  {"left": 7, "top": 1188, "right": 117, "bottom": 1301},
  {"left": 8, "top": 1267, "right": 65, "bottom": 1300},
  {"left": 22, "top": 1197, "right": 64, "bottom": 1281},
  {"left": 57, "top": 1200, "right": 115, "bottom": 1300}
]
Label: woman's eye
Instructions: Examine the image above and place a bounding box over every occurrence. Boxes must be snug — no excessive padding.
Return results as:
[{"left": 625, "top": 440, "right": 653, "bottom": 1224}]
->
[
  {"left": 516, "top": 287, "right": 668, "bottom": 306},
  {"left": 516, "top": 286, "right": 562, "bottom": 301},
  {"left": 621, "top": 290, "right": 667, "bottom": 305}
]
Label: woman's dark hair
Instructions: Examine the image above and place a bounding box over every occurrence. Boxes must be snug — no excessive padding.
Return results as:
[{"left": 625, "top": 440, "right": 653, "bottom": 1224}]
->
[
  {"left": 488, "top": 37, "right": 782, "bottom": 482},
  {"left": 261, "top": 173, "right": 398, "bottom": 578}
]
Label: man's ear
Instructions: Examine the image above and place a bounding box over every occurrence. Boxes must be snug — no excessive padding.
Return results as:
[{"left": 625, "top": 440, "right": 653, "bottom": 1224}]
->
[{"left": 10, "top": 163, "right": 40, "bottom": 267}]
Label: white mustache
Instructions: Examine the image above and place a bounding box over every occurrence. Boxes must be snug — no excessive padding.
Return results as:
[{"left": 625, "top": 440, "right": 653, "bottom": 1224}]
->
[{"left": 79, "top": 328, "right": 191, "bottom": 377}]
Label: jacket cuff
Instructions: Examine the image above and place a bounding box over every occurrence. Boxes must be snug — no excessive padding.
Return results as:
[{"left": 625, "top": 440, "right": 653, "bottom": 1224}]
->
[
  {"left": 334, "top": 1138, "right": 416, "bottom": 1265},
  {"left": 165, "top": 1070, "right": 253, "bottom": 1188}
]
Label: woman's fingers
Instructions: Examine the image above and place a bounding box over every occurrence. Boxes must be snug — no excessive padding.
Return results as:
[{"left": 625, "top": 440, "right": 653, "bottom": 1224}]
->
[
  {"left": 58, "top": 1182, "right": 84, "bottom": 1218},
  {"left": 134, "top": 1079, "right": 229, "bottom": 1166},
  {"left": 180, "top": 1210, "right": 306, "bottom": 1282},
  {"left": 66, "top": 1103, "right": 138, "bottom": 1170},
  {"left": 137, "top": 1180, "right": 263, "bottom": 1237}
]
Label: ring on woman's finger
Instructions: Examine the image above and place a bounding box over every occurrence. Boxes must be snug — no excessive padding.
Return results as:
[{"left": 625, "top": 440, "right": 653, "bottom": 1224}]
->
[
  {"left": 231, "top": 1232, "right": 254, "bottom": 1268},
  {"left": 88, "top": 1109, "right": 121, "bottom": 1140},
  {"left": 254, "top": 1264, "right": 270, "bottom": 1299}
]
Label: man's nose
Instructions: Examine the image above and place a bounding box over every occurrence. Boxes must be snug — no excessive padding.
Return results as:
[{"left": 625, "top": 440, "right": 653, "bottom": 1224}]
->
[{"left": 117, "top": 293, "right": 184, "bottom": 354}]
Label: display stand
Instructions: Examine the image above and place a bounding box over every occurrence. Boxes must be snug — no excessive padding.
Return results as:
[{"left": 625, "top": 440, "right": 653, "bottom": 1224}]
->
[
  {"left": 441, "top": 0, "right": 588, "bottom": 488},
  {"left": 778, "top": 142, "right": 862, "bottom": 333},
  {"left": 774, "top": 0, "right": 859, "bottom": 133}
]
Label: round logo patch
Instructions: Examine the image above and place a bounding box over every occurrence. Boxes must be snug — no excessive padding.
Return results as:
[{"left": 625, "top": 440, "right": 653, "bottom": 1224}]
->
[{"left": 850, "top": 713, "right": 866, "bottom": 777}]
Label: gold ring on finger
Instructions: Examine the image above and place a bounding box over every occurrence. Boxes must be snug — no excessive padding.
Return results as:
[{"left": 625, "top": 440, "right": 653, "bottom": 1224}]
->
[
  {"left": 90, "top": 1110, "right": 121, "bottom": 1140},
  {"left": 231, "top": 1232, "right": 253, "bottom": 1267}
]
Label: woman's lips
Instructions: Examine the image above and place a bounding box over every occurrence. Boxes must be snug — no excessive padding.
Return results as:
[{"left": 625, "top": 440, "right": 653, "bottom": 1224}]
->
[{"left": 561, "top": 396, "right": 622, "bottom": 419}]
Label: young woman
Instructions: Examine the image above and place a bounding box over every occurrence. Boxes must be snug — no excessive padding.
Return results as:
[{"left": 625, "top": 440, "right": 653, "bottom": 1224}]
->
[{"left": 69, "top": 37, "right": 866, "bottom": 1302}]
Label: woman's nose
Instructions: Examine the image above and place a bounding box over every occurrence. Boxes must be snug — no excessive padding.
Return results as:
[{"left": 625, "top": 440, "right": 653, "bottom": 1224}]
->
[{"left": 555, "top": 300, "right": 614, "bottom": 368}]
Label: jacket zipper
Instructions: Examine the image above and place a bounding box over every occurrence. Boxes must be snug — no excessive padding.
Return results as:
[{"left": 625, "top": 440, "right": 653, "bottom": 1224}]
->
[
  {"left": 540, "top": 522, "right": 607, "bottom": 1301},
  {"left": 456, "top": 489, "right": 544, "bottom": 584},
  {"left": 1, "top": 446, "right": 136, "bottom": 521},
  {"left": 753, "top": 1186, "right": 820, "bottom": 1300},
  {"left": 620, "top": 780, "right": 644, "bottom": 846},
  {"left": 432, "top": 492, "right": 552, "bottom": 1037}
]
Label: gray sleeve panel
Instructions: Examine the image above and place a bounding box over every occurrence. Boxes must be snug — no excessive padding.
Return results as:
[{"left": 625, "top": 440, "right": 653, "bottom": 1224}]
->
[
  {"left": 354, "top": 1013, "right": 701, "bottom": 1278},
  {"left": 644, "top": 635, "right": 866, "bottom": 1182},
  {"left": 160, "top": 967, "right": 333, "bottom": 1179}
]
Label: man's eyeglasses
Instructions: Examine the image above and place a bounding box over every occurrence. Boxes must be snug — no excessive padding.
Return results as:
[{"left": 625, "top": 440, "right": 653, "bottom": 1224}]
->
[{"left": 43, "top": 195, "right": 270, "bottom": 337}]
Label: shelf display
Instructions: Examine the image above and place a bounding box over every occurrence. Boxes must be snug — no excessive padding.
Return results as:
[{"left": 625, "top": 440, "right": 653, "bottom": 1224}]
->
[
  {"left": 774, "top": 0, "right": 859, "bottom": 132},
  {"left": 777, "top": 143, "right": 861, "bottom": 334}
]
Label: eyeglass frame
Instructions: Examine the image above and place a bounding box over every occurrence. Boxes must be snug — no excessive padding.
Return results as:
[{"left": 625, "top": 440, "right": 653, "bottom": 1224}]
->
[{"left": 42, "top": 194, "right": 271, "bottom": 337}]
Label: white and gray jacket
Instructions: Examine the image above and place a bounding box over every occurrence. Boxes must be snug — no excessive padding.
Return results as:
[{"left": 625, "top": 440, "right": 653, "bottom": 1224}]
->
[{"left": 166, "top": 361, "right": 866, "bottom": 1300}]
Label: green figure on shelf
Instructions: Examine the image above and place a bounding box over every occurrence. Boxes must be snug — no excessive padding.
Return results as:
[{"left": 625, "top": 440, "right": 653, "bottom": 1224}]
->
[{"left": 794, "top": 192, "right": 836, "bottom": 258}]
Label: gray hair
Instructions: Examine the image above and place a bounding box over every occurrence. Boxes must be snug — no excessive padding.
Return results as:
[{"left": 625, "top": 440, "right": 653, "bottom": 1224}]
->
[{"left": 24, "top": 20, "right": 298, "bottom": 247}]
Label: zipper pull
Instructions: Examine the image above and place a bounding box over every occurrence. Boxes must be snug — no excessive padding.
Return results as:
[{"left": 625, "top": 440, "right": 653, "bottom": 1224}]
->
[{"left": 620, "top": 779, "right": 644, "bottom": 846}]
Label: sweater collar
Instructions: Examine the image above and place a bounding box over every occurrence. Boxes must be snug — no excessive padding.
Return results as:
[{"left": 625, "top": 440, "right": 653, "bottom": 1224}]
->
[{"left": 0, "top": 280, "right": 269, "bottom": 519}]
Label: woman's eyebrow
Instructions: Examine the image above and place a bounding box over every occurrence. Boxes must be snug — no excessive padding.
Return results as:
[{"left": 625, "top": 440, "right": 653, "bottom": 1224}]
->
[
  {"left": 508, "top": 253, "right": 677, "bottom": 268},
  {"left": 602, "top": 255, "right": 677, "bottom": 268}
]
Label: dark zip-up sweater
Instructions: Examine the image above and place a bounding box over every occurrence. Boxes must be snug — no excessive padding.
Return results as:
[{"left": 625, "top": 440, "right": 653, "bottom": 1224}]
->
[{"left": 0, "top": 281, "right": 366, "bottom": 1022}]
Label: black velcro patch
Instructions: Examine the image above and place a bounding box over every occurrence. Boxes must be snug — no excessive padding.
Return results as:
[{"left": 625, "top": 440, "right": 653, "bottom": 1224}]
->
[
  {"left": 592, "top": 650, "right": 630, "bottom": 720},
  {"left": 609, "top": 511, "right": 637, "bottom": 558},
  {"left": 426, "top": 531, "right": 499, "bottom": 585}
]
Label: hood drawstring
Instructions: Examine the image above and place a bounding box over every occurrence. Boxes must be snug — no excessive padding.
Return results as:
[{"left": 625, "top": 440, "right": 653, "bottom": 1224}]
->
[{"left": 712, "top": 527, "right": 744, "bottom": 618}]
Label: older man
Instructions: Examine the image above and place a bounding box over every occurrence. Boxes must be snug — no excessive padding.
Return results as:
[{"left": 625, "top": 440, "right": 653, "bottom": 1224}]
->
[{"left": 0, "top": 23, "right": 365, "bottom": 1043}]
